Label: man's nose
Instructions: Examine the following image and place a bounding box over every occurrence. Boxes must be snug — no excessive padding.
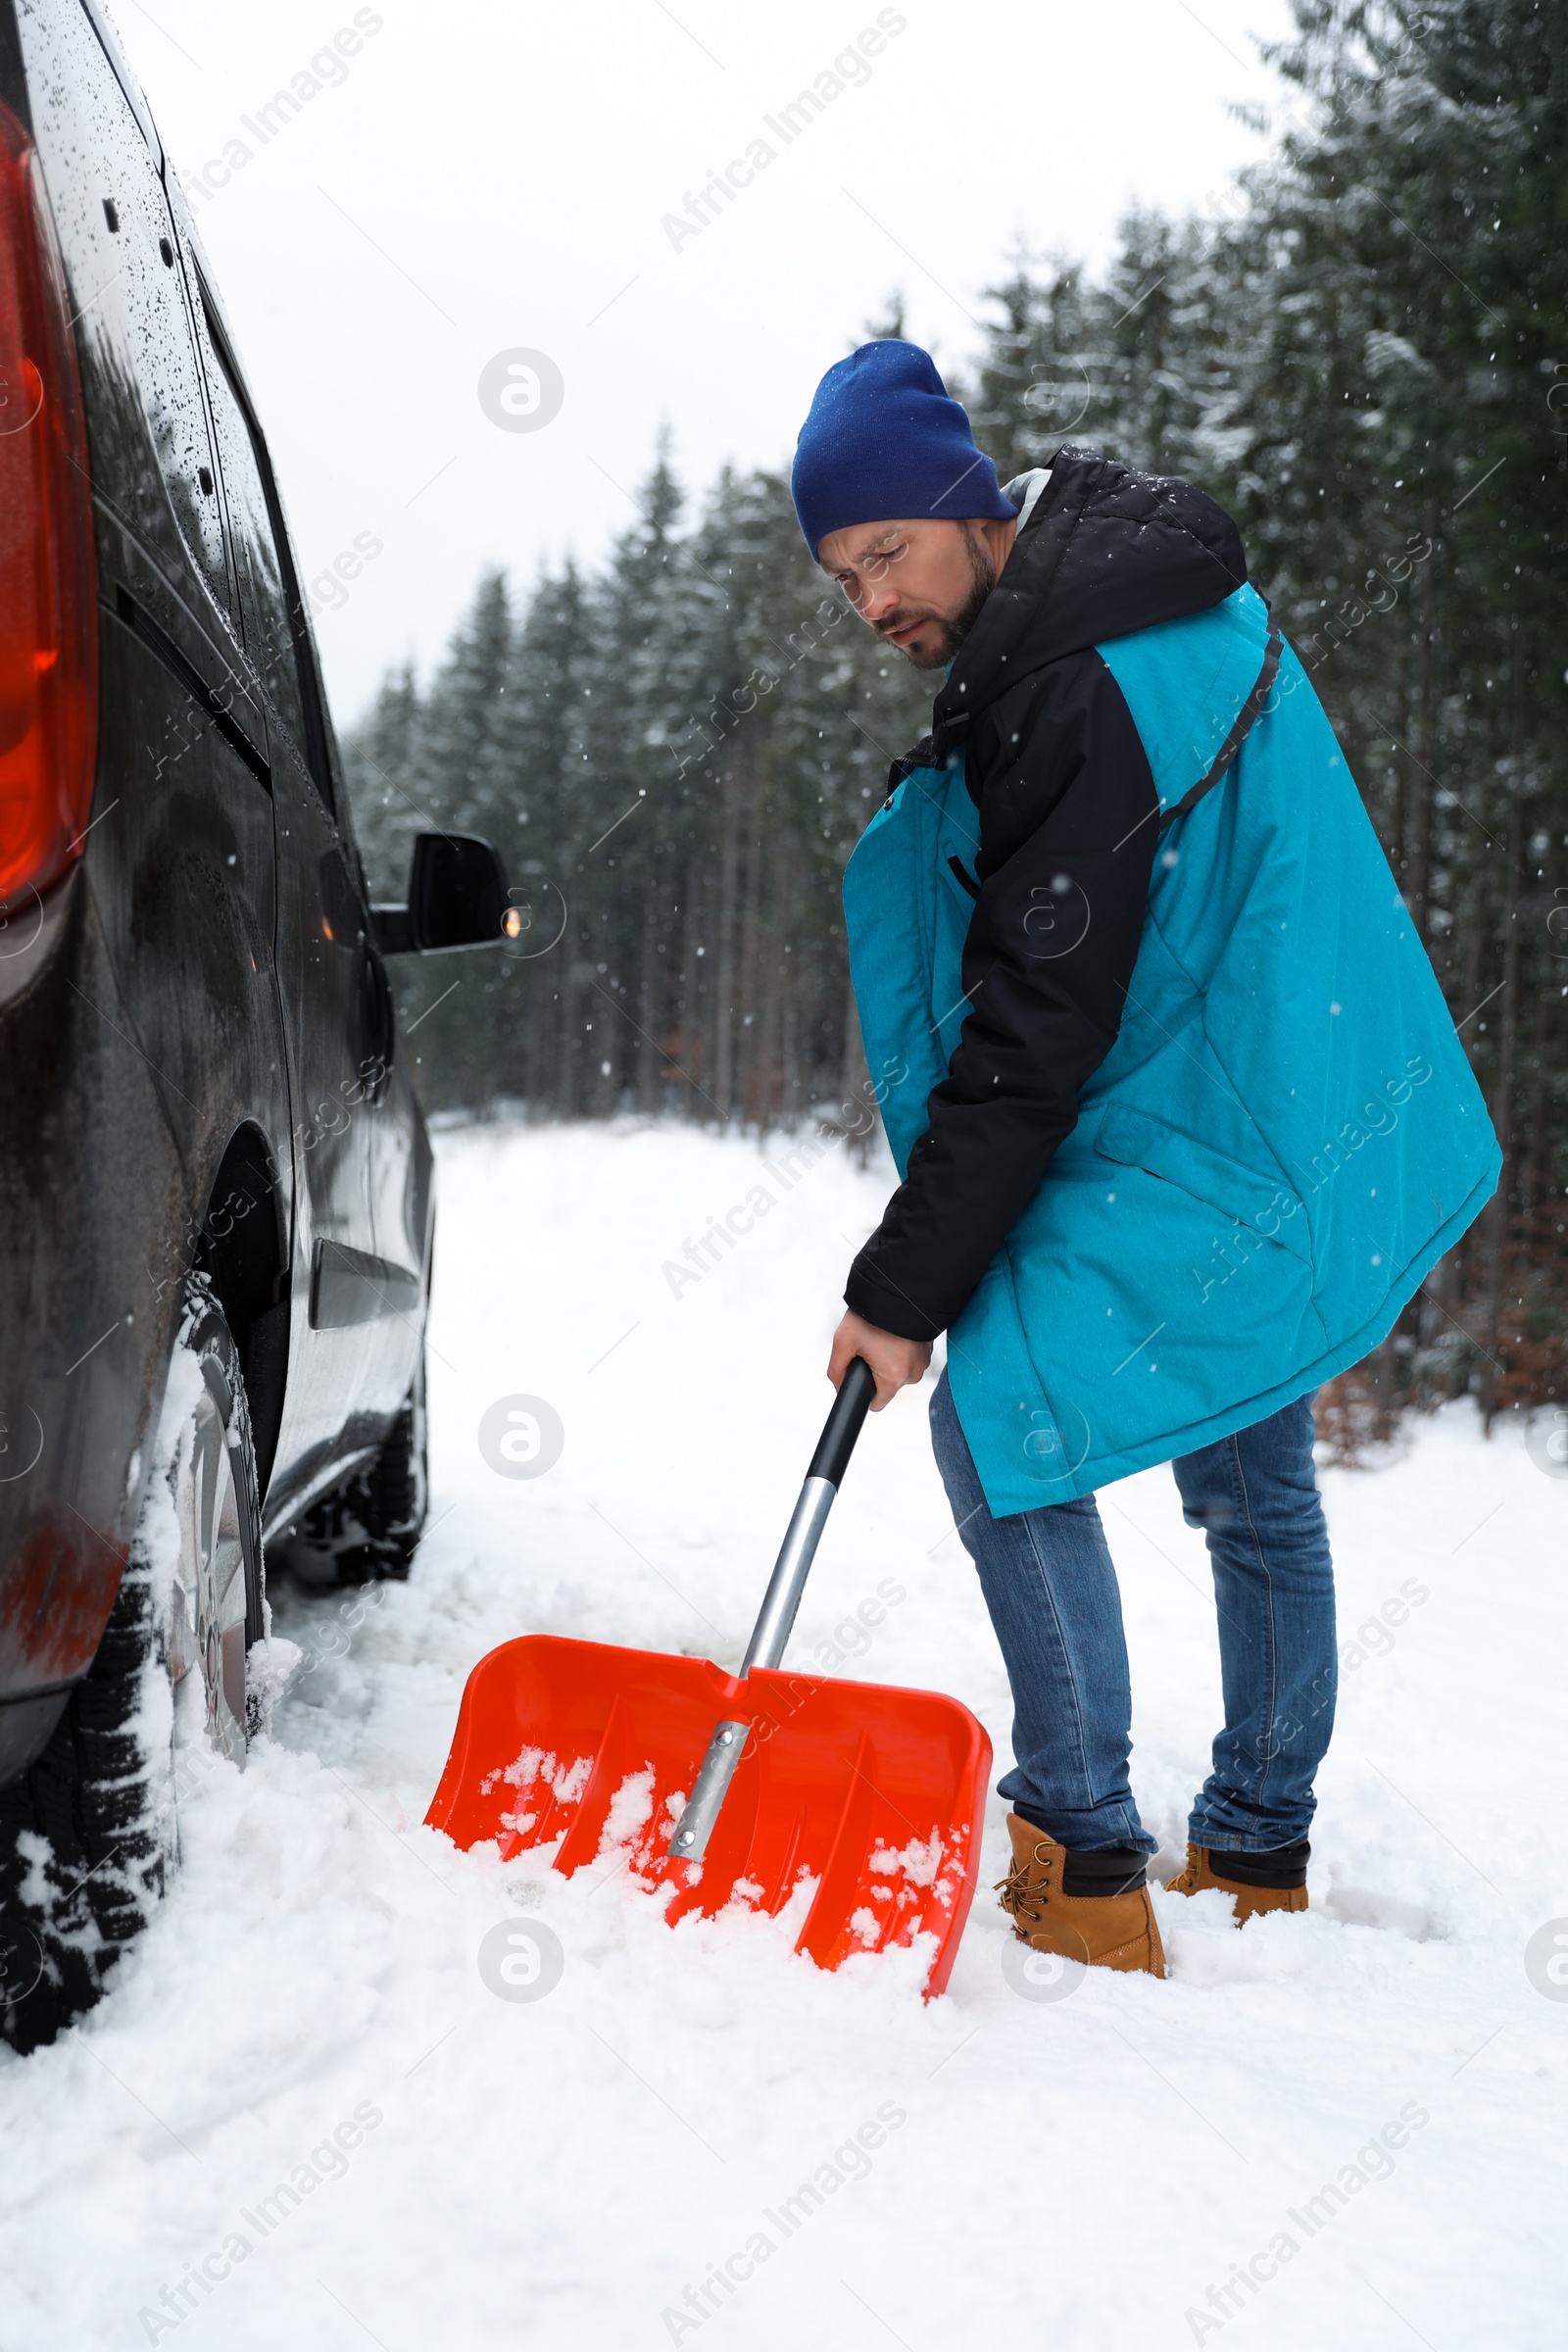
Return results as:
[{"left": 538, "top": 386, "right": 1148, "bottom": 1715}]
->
[{"left": 858, "top": 572, "right": 899, "bottom": 621}]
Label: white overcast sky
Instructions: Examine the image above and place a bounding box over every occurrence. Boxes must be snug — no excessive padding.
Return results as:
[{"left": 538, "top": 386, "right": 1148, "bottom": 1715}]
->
[{"left": 110, "top": 0, "right": 1298, "bottom": 724}]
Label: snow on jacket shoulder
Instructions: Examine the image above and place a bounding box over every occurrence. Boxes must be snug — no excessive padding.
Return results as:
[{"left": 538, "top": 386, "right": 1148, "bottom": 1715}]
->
[{"left": 842, "top": 448, "right": 1499, "bottom": 1512}]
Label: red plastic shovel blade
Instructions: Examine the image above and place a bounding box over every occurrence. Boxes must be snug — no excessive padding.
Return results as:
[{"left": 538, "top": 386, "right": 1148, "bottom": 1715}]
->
[{"left": 425, "top": 1635, "right": 993, "bottom": 1997}]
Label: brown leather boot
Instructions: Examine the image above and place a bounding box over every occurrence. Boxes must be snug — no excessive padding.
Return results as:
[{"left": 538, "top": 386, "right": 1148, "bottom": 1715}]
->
[
  {"left": 997, "top": 1815, "right": 1165, "bottom": 1978},
  {"left": 1164, "top": 1842, "right": 1309, "bottom": 1923}
]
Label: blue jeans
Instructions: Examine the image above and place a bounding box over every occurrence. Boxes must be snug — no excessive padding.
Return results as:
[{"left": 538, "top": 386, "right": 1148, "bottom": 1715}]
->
[{"left": 929, "top": 1372, "right": 1336, "bottom": 1853}]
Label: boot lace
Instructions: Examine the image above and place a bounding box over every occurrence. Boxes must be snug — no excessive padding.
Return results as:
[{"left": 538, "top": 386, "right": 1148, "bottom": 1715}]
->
[
  {"left": 995, "top": 1840, "right": 1053, "bottom": 1922},
  {"left": 1165, "top": 1844, "right": 1202, "bottom": 1894}
]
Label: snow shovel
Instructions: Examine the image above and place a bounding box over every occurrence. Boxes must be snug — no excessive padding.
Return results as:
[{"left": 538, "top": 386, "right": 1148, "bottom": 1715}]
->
[{"left": 425, "top": 1359, "right": 993, "bottom": 1995}]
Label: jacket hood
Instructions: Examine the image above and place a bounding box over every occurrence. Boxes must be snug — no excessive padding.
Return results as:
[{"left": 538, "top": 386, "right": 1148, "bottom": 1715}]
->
[{"left": 930, "top": 447, "right": 1248, "bottom": 754}]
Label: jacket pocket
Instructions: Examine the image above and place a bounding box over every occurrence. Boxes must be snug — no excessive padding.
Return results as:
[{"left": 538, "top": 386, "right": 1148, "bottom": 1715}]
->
[{"left": 1092, "top": 1102, "right": 1312, "bottom": 1266}]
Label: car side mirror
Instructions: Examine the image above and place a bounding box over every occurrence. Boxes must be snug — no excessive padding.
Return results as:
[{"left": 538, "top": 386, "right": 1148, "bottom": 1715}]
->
[{"left": 372, "top": 832, "right": 514, "bottom": 954}]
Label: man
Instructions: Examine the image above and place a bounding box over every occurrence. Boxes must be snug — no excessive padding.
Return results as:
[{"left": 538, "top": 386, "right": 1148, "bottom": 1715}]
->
[{"left": 790, "top": 340, "right": 1499, "bottom": 1979}]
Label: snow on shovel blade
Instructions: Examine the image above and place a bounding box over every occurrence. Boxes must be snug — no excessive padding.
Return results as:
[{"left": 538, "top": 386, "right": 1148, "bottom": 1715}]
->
[{"left": 424, "top": 1632, "right": 992, "bottom": 1996}]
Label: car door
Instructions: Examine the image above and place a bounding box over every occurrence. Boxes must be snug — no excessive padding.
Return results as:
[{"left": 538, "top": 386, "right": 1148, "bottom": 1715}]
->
[{"left": 187, "top": 283, "right": 407, "bottom": 1506}]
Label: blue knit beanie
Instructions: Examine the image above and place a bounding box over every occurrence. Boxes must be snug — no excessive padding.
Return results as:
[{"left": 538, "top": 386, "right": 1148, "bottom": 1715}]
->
[{"left": 790, "top": 340, "right": 1015, "bottom": 561}]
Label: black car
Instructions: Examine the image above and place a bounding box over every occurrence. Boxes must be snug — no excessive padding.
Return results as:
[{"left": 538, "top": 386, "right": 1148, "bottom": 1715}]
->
[{"left": 0, "top": 0, "right": 510, "bottom": 2052}]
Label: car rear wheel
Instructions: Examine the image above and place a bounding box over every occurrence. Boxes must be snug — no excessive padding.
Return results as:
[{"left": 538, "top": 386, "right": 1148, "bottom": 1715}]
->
[
  {"left": 165, "top": 1285, "right": 268, "bottom": 1759},
  {"left": 0, "top": 1276, "right": 264, "bottom": 2054}
]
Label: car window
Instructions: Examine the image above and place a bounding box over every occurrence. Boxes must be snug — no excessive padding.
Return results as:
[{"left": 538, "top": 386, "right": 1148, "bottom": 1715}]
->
[{"left": 195, "top": 305, "right": 313, "bottom": 762}]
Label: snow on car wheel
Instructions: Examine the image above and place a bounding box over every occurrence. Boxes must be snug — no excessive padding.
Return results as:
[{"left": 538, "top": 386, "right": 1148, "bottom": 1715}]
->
[{"left": 157, "top": 1275, "right": 268, "bottom": 1761}]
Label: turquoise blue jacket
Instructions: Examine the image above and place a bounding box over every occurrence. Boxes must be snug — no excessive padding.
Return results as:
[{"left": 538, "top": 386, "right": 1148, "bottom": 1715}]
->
[{"left": 844, "top": 580, "right": 1500, "bottom": 1512}]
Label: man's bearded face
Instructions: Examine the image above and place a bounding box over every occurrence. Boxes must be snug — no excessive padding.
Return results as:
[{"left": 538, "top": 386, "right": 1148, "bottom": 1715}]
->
[{"left": 819, "top": 518, "right": 999, "bottom": 671}]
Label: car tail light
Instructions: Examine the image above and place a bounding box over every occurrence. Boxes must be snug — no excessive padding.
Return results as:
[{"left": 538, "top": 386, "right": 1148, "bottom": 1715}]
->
[{"left": 0, "top": 99, "right": 97, "bottom": 913}]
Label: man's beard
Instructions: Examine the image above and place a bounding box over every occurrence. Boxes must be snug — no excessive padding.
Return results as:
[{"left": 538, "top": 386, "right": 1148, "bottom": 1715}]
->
[{"left": 878, "top": 533, "right": 996, "bottom": 671}]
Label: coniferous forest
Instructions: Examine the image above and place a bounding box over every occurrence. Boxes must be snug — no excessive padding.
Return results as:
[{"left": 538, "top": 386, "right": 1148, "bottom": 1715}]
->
[{"left": 344, "top": 0, "right": 1566, "bottom": 1430}]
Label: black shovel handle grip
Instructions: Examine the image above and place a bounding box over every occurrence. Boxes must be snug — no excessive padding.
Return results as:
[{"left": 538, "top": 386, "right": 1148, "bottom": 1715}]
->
[{"left": 808, "top": 1355, "right": 877, "bottom": 1487}]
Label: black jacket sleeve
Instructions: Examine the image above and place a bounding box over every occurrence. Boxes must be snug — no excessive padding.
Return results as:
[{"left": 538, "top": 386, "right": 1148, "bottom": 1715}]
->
[{"left": 844, "top": 650, "right": 1159, "bottom": 1342}]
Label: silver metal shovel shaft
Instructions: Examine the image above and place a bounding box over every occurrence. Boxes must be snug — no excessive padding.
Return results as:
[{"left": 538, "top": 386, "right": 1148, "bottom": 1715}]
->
[
  {"left": 666, "top": 1719, "right": 750, "bottom": 1859},
  {"left": 665, "top": 1476, "right": 838, "bottom": 1861},
  {"left": 665, "top": 1358, "right": 876, "bottom": 1865},
  {"left": 742, "top": 1476, "right": 836, "bottom": 1674}
]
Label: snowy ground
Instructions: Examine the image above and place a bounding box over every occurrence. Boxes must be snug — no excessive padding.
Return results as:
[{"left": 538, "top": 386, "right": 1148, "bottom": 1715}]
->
[{"left": 4, "top": 1119, "right": 1565, "bottom": 2351}]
